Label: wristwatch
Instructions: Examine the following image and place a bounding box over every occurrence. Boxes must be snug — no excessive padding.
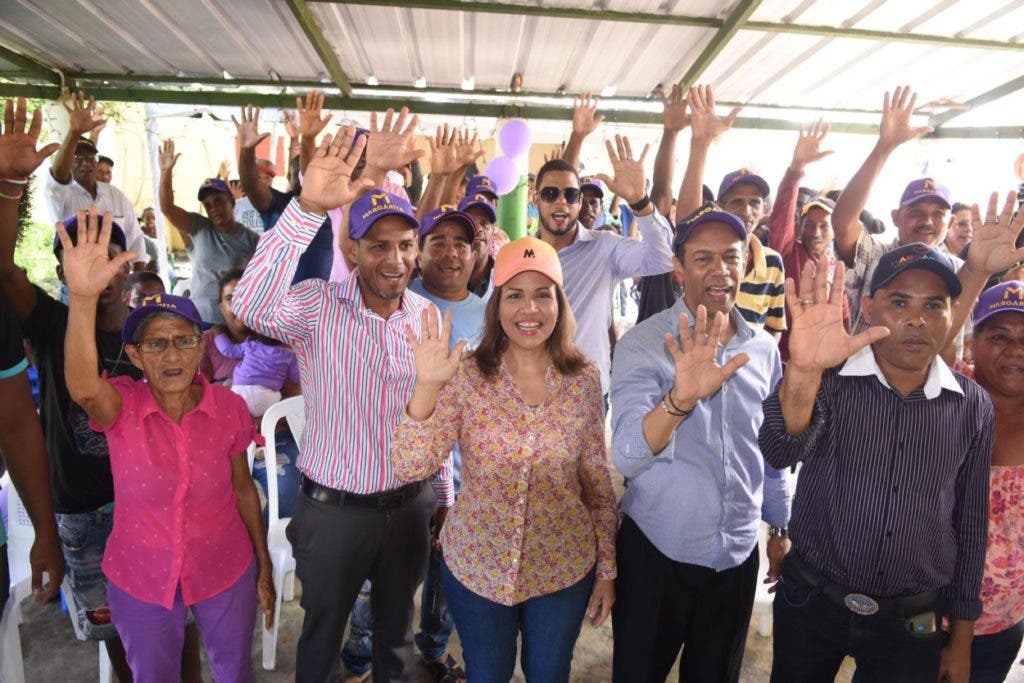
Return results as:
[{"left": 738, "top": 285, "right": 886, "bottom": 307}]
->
[
  {"left": 628, "top": 195, "right": 651, "bottom": 213},
  {"left": 768, "top": 525, "right": 789, "bottom": 539}
]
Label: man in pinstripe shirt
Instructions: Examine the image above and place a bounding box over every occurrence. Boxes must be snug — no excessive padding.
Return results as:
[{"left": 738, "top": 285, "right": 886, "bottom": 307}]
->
[{"left": 760, "top": 244, "right": 994, "bottom": 683}]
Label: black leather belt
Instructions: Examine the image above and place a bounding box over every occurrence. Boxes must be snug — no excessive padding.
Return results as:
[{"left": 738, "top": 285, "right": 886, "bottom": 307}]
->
[
  {"left": 301, "top": 476, "right": 424, "bottom": 510},
  {"left": 785, "top": 552, "right": 942, "bottom": 618}
]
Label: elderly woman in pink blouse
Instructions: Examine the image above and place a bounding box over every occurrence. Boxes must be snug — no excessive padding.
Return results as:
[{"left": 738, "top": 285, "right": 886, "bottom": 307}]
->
[
  {"left": 61, "top": 209, "right": 274, "bottom": 683},
  {"left": 392, "top": 236, "right": 618, "bottom": 683}
]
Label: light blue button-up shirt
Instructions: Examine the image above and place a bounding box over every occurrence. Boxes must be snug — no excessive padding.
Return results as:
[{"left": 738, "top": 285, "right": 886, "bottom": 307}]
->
[{"left": 610, "top": 295, "right": 790, "bottom": 570}]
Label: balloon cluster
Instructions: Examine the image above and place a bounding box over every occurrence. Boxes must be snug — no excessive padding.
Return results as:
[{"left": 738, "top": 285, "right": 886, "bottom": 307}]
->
[{"left": 484, "top": 119, "right": 531, "bottom": 196}]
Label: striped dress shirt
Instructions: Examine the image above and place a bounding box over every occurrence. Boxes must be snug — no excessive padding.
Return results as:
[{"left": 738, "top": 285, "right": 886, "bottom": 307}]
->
[
  {"left": 231, "top": 199, "right": 454, "bottom": 505},
  {"left": 759, "top": 346, "right": 993, "bottom": 620}
]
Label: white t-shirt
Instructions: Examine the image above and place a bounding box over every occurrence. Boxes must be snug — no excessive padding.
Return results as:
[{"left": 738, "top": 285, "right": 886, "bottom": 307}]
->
[{"left": 45, "top": 171, "right": 146, "bottom": 264}]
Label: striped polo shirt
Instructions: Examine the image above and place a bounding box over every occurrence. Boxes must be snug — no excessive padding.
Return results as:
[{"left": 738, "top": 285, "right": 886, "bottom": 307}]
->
[{"left": 737, "top": 234, "right": 787, "bottom": 333}]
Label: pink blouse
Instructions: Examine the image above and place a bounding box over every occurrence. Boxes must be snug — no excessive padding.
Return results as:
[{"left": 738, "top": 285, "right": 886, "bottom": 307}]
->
[
  {"left": 975, "top": 465, "right": 1024, "bottom": 635},
  {"left": 92, "top": 375, "right": 260, "bottom": 608},
  {"left": 391, "top": 359, "right": 617, "bottom": 606}
]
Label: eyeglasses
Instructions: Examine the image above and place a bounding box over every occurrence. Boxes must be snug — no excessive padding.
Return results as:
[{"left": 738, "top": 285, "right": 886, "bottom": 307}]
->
[
  {"left": 539, "top": 186, "right": 582, "bottom": 204},
  {"left": 135, "top": 334, "right": 201, "bottom": 354}
]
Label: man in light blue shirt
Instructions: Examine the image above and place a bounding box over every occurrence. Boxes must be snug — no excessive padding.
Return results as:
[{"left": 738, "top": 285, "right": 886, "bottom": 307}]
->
[
  {"left": 610, "top": 204, "right": 791, "bottom": 683},
  {"left": 535, "top": 147, "right": 674, "bottom": 396}
]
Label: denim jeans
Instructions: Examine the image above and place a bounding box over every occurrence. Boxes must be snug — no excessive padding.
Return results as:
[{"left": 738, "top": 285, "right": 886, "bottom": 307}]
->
[
  {"left": 967, "top": 620, "right": 1024, "bottom": 683},
  {"left": 340, "top": 580, "right": 374, "bottom": 676},
  {"left": 56, "top": 505, "right": 118, "bottom": 640},
  {"left": 441, "top": 557, "right": 594, "bottom": 683},
  {"left": 250, "top": 426, "right": 301, "bottom": 527}
]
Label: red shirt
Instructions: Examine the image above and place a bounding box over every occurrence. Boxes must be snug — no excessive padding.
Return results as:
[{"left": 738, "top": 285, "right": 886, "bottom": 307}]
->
[{"left": 92, "top": 375, "right": 259, "bottom": 608}]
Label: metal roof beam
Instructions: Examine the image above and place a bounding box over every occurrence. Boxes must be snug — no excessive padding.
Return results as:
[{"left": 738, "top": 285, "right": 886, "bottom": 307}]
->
[
  {"left": 285, "top": 0, "right": 354, "bottom": 96},
  {"left": 323, "top": 0, "right": 1024, "bottom": 52},
  {"left": 681, "top": 0, "right": 763, "bottom": 87},
  {"left": 928, "top": 73, "right": 1024, "bottom": 128},
  {"left": 0, "top": 44, "right": 62, "bottom": 85}
]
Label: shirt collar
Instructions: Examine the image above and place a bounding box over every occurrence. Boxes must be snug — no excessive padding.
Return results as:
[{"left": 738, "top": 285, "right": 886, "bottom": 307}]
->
[
  {"left": 574, "top": 223, "right": 596, "bottom": 243},
  {"left": 140, "top": 373, "right": 216, "bottom": 418},
  {"left": 838, "top": 345, "right": 963, "bottom": 399},
  {"left": 669, "top": 295, "right": 755, "bottom": 343},
  {"left": 746, "top": 234, "right": 768, "bottom": 279}
]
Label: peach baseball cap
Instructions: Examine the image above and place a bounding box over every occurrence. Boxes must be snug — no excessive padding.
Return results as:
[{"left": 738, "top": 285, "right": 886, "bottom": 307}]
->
[{"left": 493, "top": 236, "right": 563, "bottom": 287}]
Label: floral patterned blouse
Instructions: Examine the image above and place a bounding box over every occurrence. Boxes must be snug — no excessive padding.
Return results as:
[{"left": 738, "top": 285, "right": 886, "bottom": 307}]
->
[
  {"left": 391, "top": 358, "right": 618, "bottom": 606},
  {"left": 975, "top": 465, "right": 1024, "bottom": 635}
]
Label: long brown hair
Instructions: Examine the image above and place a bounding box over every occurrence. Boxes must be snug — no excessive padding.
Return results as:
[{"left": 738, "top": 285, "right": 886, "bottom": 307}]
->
[{"left": 472, "top": 281, "right": 589, "bottom": 379}]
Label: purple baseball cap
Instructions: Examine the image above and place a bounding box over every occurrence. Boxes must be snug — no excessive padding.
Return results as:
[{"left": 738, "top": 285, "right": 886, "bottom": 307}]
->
[
  {"left": 580, "top": 176, "right": 605, "bottom": 198},
  {"left": 122, "top": 294, "right": 210, "bottom": 344},
  {"left": 869, "top": 242, "right": 961, "bottom": 297},
  {"left": 53, "top": 215, "right": 127, "bottom": 256},
  {"left": 899, "top": 178, "right": 951, "bottom": 209},
  {"left": 348, "top": 189, "right": 419, "bottom": 239},
  {"left": 718, "top": 169, "right": 770, "bottom": 202},
  {"left": 674, "top": 202, "right": 747, "bottom": 251},
  {"left": 197, "top": 177, "right": 232, "bottom": 201},
  {"left": 973, "top": 281, "right": 1024, "bottom": 327},
  {"left": 420, "top": 205, "right": 479, "bottom": 240},
  {"left": 466, "top": 175, "right": 498, "bottom": 200},
  {"left": 458, "top": 193, "right": 497, "bottom": 223}
]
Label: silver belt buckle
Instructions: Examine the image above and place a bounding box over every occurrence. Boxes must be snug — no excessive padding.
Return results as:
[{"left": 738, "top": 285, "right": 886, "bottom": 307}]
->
[{"left": 844, "top": 593, "right": 879, "bottom": 615}]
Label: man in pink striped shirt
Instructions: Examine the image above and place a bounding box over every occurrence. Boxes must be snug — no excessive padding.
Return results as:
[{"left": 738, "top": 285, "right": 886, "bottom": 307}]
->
[{"left": 232, "top": 113, "right": 452, "bottom": 683}]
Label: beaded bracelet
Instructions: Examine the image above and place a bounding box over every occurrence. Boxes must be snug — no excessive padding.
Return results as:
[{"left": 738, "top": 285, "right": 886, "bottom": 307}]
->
[
  {"left": 0, "top": 177, "right": 29, "bottom": 185},
  {"left": 660, "top": 397, "right": 688, "bottom": 418},
  {"left": 666, "top": 392, "right": 694, "bottom": 417}
]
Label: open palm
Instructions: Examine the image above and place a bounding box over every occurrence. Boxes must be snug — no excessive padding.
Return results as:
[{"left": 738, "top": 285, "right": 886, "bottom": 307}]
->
[
  {"left": 299, "top": 127, "right": 375, "bottom": 213},
  {"left": 595, "top": 135, "right": 649, "bottom": 204},
  {"left": 666, "top": 306, "right": 749, "bottom": 407},
  {"left": 0, "top": 98, "right": 60, "bottom": 179},
  {"left": 367, "top": 107, "right": 425, "bottom": 173},
  {"left": 56, "top": 209, "right": 136, "bottom": 298},
  {"left": 966, "top": 191, "right": 1024, "bottom": 276},
  {"left": 429, "top": 124, "right": 458, "bottom": 176},
  {"left": 404, "top": 306, "right": 466, "bottom": 386},
  {"left": 787, "top": 261, "right": 889, "bottom": 371}
]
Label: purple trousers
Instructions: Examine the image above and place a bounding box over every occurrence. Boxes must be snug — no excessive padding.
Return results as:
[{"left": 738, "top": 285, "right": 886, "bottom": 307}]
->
[{"left": 107, "top": 559, "right": 257, "bottom": 683}]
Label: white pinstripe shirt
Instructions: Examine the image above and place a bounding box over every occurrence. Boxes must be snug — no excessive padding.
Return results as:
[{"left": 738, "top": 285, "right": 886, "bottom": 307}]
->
[{"left": 231, "top": 199, "right": 453, "bottom": 505}]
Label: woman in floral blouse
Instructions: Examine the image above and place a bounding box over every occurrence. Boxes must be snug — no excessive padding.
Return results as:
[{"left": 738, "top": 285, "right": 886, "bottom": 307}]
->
[{"left": 392, "top": 236, "right": 617, "bottom": 682}]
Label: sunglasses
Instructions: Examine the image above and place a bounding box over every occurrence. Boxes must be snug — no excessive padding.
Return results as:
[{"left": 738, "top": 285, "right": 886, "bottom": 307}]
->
[
  {"left": 539, "top": 186, "right": 582, "bottom": 204},
  {"left": 135, "top": 334, "right": 202, "bottom": 354}
]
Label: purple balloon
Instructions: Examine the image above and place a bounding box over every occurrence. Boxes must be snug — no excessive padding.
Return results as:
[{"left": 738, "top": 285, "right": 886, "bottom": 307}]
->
[
  {"left": 498, "top": 118, "right": 532, "bottom": 158},
  {"left": 484, "top": 156, "right": 520, "bottom": 196}
]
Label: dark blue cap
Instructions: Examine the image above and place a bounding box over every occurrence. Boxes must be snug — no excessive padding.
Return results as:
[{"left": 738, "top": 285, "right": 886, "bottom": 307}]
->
[
  {"left": 869, "top": 242, "right": 961, "bottom": 297},
  {"left": 674, "top": 202, "right": 747, "bottom": 251}
]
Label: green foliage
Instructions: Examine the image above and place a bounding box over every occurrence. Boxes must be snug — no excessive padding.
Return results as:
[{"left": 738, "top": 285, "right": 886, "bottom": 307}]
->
[{"left": 14, "top": 215, "right": 60, "bottom": 297}]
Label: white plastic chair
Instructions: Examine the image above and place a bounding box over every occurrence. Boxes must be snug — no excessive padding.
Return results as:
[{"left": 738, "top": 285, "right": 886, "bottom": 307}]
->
[
  {"left": 60, "top": 579, "right": 112, "bottom": 683},
  {"left": 1, "top": 473, "right": 27, "bottom": 683},
  {"left": 171, "top": 277, "right": 191, "bottom": 297},
  {"left": 258, "top": 395, "right": 305, "bottom": 670},
  {"left": 752, "top": 522, "right": 773, "bottom": 637}
]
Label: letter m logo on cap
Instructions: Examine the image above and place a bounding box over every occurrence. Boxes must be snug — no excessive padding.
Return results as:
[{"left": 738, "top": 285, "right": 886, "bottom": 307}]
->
[
  {"left": 1003, "top": 285, "right": 1024, "bottom": 300},
  {"left": 524, "top": 249, "right": 535, "bottom": 258},
  {"left": 369, "top": 192, "right": 389, "bottom": 206}
]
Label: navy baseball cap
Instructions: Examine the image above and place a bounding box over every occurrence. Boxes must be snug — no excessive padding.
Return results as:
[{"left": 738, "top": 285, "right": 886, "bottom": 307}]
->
[
  {"left": 718, "top": 169, "right": 770, "bottom": 202},
  {"left": 53, "top": 215, "right": 128, "bottom": 256},
  {"left": 869, "top": 242, "right": 961, "bottom": 297},
  {"left": 74, "top": 137, "right": 98, "bottom": 156},
  {"left": 580, "top": 176, "right": 605, "bottom": 198},
  {"left": 674, "top": 202, "right": 747, "bottom": 251},
  {"left": 122, "top": 294, "right": 211, "bottom": 344},
  {"left": 197, "top": 177, "right": 232, "bottom": 201},
  {"left": 458, "top": 193, "right": 497, "bottom": 223},
  {"left": 466, "top": 175, "right": 498, "bottom": 200},
  {"left": 899, "top": 178, "right": 951, "bottom": 209},
  {"left": 348, "top": 189, "right": 419, "bottom": 239},
  {"left": 420, "top": 205, "right": 478, "bottom": 240}
]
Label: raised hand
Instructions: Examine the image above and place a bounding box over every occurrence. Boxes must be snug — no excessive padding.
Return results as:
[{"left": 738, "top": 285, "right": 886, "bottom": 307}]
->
[
  {"left": 790, "top": 119, "right": 833, "bottom": 172},
  {"left": 572, "top": 93, "right": 605, "bottom": 137},
  {"left": 231, "top": 105, "right": 270, "bottom": 150},
  {"left": 787, "top": 260, "right": 890, "bottom": 372},
  {"left": 0, "top": 98, "right": 61, "bottom": 179},
  {"left": 62, "top": 91, "right": 106, "bottom": 137},
  {"left": 454, "top": 128, "right": 484, "bottom": 168},
  {"left": 662, "top": 81, "right": 690, "bottom": 133},
  {"left": 158, "top": 139, "right": 180, "bottom": 174},
  {"left": 296, "top": 90, "right": 333, "bottom": 139},
  {"left": 56, "top": 208, "right": 136, "bottom": 299},
  {"left": 878, "top": 85, "right": 933, "bottom": 151},
  {"left": 965, "top": 191, "right": 1024, "bottom": 276},
  {"left": 665, "top": 306, "right": 750, "bottom": 409},
  {"left": 428, "top": 124, "right": 458, "bottom": 176},
  {"left": 282, "top": 110, "right": 300, "bottom": 140},
  {"left": 298, "top": 126, "right": 375, "bottom": 214},
  {"left": 367, "top": 107, "right": 425, "bottom": 173},
  {"left": 688, "top": 84, "right": 740, "bottom": 145},
  {"left": 404, "top": 306, "right": 467, "bottom": 388},
  {"left": 595, "top": 135, "right": 650, "bottom": 204}
]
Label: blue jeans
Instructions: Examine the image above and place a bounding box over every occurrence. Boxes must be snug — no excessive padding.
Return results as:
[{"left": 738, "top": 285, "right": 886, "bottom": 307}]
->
[
  {"left": 968, "top": 620, "right": 1024, "bottom": 683},
  {"left": 56, "top": 505, "right": 118, "bottom": 640},
  {"left": 340, "top": 545, "right": 455, "bottom": 674},
  {"left": 250, "top": 426, "right": 301, "bottom": 527},
  {"left": 441, "top": 557, "right": 594, "bottom": 683}
]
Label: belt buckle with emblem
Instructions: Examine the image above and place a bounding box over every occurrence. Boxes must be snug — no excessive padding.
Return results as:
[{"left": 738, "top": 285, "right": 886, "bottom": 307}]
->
[{"left": 844, "top": 593, "right": 879, "bottom": 615}]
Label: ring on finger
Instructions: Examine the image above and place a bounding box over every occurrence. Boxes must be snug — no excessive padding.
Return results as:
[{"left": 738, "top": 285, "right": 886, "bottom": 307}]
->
[{"left": 800, "top": 298, "right": 815, "bottom": 306}]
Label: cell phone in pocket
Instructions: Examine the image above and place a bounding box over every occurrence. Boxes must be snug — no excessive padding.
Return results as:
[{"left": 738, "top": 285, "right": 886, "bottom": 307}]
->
[{"left": 905, "top": 610, "right": 937, "bottom": 635}]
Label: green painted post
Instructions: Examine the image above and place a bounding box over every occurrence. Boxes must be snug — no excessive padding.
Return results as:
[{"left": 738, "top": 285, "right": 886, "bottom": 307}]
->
[{"left": 497, "top": 175, "right": 528, "bottom": 240}]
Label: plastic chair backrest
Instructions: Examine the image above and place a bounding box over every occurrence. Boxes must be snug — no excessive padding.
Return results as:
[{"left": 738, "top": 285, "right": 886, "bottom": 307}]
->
[
  {"left": 260, "top": 395, "right": 305, "bottom": 524},
  {"left": 2, "top": 474, "right": 36, "bottom": 589}
]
